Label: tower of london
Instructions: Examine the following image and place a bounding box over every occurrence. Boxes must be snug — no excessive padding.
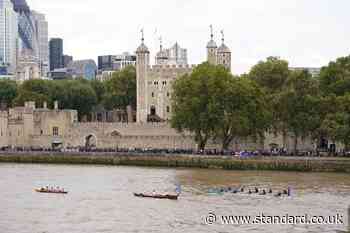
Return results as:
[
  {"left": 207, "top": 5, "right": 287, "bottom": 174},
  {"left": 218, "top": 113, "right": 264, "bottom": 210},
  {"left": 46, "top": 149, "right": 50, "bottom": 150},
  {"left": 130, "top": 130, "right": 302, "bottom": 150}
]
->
[{"left": 136, "top": 27, "right": 232, "bottom": 123}]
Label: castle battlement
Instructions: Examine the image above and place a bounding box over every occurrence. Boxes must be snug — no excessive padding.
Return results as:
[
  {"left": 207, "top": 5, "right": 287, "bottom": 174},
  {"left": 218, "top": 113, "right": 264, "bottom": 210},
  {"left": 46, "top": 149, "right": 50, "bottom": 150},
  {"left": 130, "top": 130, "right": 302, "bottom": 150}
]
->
[{"left": 147, "top": 64, "right": 196, "bottom": 74}]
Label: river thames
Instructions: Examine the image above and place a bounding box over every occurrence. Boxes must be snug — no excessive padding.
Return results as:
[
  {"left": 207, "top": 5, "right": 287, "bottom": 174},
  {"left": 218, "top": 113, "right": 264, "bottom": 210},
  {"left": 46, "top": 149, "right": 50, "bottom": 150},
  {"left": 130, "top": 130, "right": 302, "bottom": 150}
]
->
[{"left": 0, "top": 163, "right": 349, "bottom": 233}]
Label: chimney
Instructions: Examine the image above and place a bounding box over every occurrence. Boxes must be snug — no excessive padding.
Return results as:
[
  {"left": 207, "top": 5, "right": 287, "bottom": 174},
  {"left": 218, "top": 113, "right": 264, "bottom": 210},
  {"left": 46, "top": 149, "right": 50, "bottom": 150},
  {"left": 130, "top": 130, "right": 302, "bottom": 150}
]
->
[
  {"left": 54, "top": 101, "right": 58, "bottom": 110},
  {"left": 43, "top": 101, "right": 47, "bottom": 109}
]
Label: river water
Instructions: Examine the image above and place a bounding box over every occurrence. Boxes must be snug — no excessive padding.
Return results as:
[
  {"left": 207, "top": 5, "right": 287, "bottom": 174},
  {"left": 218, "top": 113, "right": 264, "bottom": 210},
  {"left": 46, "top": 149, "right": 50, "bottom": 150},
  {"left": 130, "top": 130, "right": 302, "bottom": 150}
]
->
[{"left": 0, "top": 163, "right": 349, "bottom": 233}]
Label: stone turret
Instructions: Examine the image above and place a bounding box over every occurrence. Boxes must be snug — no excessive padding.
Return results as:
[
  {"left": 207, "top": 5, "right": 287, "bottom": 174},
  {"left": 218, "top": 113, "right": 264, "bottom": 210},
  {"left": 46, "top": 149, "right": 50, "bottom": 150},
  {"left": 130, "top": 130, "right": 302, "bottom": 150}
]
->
[
  {"left": 136, "top": 30, "right": 150, "bottom": 123},
  {"left": 217, "top": 30, "right": 231, "bottom": 71},
  {"left": 155, "top": 37, "right": 169, "bottom": 65},
  {"left": 207, "top": 25, "right": 218, "bottom": 65}
]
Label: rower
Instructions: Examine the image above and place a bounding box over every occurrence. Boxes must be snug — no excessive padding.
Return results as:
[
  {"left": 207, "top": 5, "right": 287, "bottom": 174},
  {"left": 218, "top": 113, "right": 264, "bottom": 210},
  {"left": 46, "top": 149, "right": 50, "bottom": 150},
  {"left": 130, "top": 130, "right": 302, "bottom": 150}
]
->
[
  {"left": 260, "top": 190, "right": 266, "bottom": 195},
  {"left": 287, "top": 187, "right": 291, "bottom": 196},
  {"left": 275, "top": 192, "right": 282, "bottom": 197},
  {"left": 283, "top": 190, "right": 288, "bottom": 195},
  {"left": 241, "top": 187, "right": 244, "bottom": 192},
  {"left": 255, "top": 187, "right": 259, "bottom": 193},
  {"left": 268, "top": 189, "right": 272, "bottom": 194},
  {"left": 248, "top": 189, "right": 252, "bottom": 194}
]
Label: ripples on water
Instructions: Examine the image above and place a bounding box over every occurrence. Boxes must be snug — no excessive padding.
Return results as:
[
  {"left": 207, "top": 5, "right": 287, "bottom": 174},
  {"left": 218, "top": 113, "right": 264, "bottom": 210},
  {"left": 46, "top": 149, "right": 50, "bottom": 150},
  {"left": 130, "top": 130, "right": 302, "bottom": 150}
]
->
[{"left": 0, "top": 163, "right": 349, "bottom": 233}]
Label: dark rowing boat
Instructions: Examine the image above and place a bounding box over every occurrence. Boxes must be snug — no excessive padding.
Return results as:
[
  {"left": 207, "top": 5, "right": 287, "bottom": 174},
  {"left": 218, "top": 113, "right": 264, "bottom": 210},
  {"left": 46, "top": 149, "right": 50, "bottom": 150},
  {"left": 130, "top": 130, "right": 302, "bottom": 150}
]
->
[
  {"left": 133, "top": 193, "right": 179, "bottom": 200},
  {"left": 35, "top": 189, "right": 68, "bottom": 194}
]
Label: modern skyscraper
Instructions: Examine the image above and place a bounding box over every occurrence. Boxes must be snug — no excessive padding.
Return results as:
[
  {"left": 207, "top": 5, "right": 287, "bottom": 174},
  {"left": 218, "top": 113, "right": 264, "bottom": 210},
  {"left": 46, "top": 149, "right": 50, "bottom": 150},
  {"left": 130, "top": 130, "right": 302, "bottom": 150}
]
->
[
  {"left": 32, "top": 11, "right": 49, "bottom": 76},
  {"left": 0, "top": 0, "right": 18, "bottom": 74},
  {"left": 49, "top": 38, "right": 63, "bottom": 71},
  {"left": 11, "top": 0, "right": 37, "bottom": 58}
]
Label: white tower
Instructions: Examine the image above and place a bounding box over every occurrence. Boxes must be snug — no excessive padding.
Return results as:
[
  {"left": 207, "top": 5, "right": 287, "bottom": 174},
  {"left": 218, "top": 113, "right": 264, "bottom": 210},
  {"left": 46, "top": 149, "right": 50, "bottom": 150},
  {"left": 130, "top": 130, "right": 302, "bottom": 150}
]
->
[{"left": 136, "top": 30, "right": 150, "bottom": 123}]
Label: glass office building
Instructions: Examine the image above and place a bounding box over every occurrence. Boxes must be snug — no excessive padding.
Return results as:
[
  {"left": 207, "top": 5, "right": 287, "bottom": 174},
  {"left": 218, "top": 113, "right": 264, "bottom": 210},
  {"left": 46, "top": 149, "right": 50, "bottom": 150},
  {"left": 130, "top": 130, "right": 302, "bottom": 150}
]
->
[
  {"left": 0, "top": 0, "right": 18, "bottom": 74},
  {"left": 11, "top": 0, "right": 37, "bottom": 58}
]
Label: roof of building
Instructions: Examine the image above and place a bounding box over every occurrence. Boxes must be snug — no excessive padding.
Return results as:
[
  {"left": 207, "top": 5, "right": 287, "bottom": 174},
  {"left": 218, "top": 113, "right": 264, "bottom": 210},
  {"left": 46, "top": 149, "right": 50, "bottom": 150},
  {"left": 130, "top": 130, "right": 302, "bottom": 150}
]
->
[
  {"left": 207, "top": 39, "right": 217, "bottom": 48},
  {"left": 136, "top": 43, "right": 149, "bottom": 53},
  {"left": 218, "top": 43, "right": 230, "bottom": 53}
]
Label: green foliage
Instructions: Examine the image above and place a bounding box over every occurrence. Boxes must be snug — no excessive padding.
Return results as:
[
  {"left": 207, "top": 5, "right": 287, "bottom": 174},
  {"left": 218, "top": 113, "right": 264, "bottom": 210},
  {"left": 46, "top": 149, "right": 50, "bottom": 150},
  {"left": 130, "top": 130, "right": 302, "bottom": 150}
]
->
[
  {"left": 104, "top": 66, "right": 136, "bottom": 110},
  {"left": 214, "top": 76, "right": 272, "bottom": 149},
  {"left": 171, "top": 62, "right": 220, "bottom": 150},
  {"left": 0, "top": 80, "right": 17, "bottom": 107},
  {"left": 319, "top": 55, "right": 350, "bottom": 96},
  {"left": 171, "top": 62, "right": 271, "bottom": 150},
  {"left": 249, "top": 56, "right": 290, "bottom": 93}
]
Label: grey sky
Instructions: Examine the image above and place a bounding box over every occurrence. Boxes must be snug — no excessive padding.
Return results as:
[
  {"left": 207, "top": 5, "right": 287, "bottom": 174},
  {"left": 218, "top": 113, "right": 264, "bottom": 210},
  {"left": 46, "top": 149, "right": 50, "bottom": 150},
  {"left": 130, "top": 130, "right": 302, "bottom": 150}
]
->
[{"left": 28, "top": 0, "right": 350, "bottom": 74}]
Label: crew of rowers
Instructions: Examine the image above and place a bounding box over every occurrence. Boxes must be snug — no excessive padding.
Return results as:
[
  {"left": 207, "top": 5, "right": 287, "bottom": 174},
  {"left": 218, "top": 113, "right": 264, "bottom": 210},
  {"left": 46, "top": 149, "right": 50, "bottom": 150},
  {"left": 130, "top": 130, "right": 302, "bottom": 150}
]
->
[
  {"left": 216, "top": 186, "right": 291, "bottom": 197},
  {"left": 39, "top": 186, "right": 65, "bottom": 192}
]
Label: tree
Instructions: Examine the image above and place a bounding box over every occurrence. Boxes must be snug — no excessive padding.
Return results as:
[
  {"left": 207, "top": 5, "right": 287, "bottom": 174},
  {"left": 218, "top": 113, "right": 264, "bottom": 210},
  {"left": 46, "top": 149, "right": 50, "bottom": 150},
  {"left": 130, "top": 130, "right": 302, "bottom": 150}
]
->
[
  {"left": 65, "top": 82, "right": 98, "bottom": 119},
  {"left": 104, "top": 66, "right": 136, "bottom": 110},
  {"left": 13, "top": 90, "right": 50, "bottom": 107},
  {"left": 214, "top": 77, "right": 271, "bottom": 150},
  {"left": 90, "top": 79, "right": 106, "bottom": 104},
  {"left": 15, "top": 80, "right": 52, "bottom": 107},
  {"left": 0, "top": 80, "right": 17, "bottom": 107},
  {"left": 248, "top": 57, "right": 290, "bottom": 147},
  {"left": 319, "top": 55, "right": 350, "bottom": 96},
  {"left": 171, "top": 62, "right": 232, "bottom": 150},
  {"left": 249, "top": 56, "right": 290, "bottom": 93},
  {"left": 278, "top": 70, "right": 320, "bottom": 154}
]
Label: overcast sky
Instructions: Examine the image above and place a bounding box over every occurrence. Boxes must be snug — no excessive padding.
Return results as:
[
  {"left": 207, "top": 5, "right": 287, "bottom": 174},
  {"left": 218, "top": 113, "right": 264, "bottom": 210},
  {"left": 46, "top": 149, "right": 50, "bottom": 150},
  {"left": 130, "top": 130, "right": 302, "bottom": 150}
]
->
[{"left": 28, "top": 0, "right": 350, "bottom": 74}]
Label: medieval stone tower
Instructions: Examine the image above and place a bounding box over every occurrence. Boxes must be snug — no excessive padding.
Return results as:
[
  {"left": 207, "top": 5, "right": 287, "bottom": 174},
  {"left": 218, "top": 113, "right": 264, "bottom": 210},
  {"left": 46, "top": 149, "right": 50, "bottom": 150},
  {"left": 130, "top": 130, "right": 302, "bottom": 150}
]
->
[
  {"left": 135, "top": 27, "right": 231, "bottom": 123},
  {"left": 206, "top": 26, "right": 231, "bottom": 71},
  {"left": 217, "top": 30, "right": 231, "bottom": 71},
  {"left": 136, "top": 32, "right": 150, "bottom": 123},
  {"left": 207, "top": 25, "right": 218, "bottom": 65}
]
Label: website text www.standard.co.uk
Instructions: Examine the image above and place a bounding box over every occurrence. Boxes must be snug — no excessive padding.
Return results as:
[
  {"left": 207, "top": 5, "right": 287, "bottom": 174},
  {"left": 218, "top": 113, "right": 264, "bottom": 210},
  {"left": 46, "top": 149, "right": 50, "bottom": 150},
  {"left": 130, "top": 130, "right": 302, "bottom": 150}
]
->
[{"left": 204, "top": 212, "right": 344, "bottom": 226}]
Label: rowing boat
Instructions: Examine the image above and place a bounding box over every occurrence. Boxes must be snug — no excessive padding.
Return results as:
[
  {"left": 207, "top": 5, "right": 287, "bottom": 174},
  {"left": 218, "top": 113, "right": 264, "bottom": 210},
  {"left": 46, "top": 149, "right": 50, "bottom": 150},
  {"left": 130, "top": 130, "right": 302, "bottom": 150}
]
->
[
  {"left": 133, "top": 193, "right": 178, "bottom": 200},
  {"left": 35, "top": 189, "right": 68, "bottom": 194}
]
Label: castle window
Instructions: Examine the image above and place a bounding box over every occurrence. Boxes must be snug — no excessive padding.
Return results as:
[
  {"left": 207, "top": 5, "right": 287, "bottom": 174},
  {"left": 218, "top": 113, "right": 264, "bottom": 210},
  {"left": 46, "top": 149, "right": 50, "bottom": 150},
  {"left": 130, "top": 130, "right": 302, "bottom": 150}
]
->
[
  {"left": 167, "top": 92, "right": 170, "bottom": 97},
  {"left": 40, "top": 130, "right": 43, "bottom": 135},
  {"left": 152, "top": 92, "right": 154, "bottom": 98},
  {"left": 1, "top": 131, "right": 2, "bottom": 136},
  {"left": 166, "top": 106, "right": 170, "bottom": 113},
  {"left": 53, "top": 127, "right": 59, "bottom": 136}
]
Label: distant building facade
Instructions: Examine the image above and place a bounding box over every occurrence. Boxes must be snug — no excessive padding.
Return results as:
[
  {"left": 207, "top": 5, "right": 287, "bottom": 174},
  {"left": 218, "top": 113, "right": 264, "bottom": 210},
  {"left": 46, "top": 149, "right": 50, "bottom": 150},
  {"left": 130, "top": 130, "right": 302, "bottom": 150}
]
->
[
  {"left": 98, "top": 52, "right": 136, "bottom": 71},
  {"left": 155, "top": 42, "right": 188, "bottom": 66},
  {"left": 67, "top": 59, "right": 97, "bottom": 80},
  {"left": 32, "top": 11, "right": 49, "bottom": 77},
  {"left": 62, "top": 55, "right": 73, "bottom": 68},
  {"left": 49, "top": 68, "right": 71, "bottom": 80},
  {"left": 49, "top": 38, "right": 63, "bottom": 71},
  {"left": 0, "top": 0, "right": 18, "bottom": 74},
  {"left": 16, "top": 55, "right": 40, "bottom": 81}
]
